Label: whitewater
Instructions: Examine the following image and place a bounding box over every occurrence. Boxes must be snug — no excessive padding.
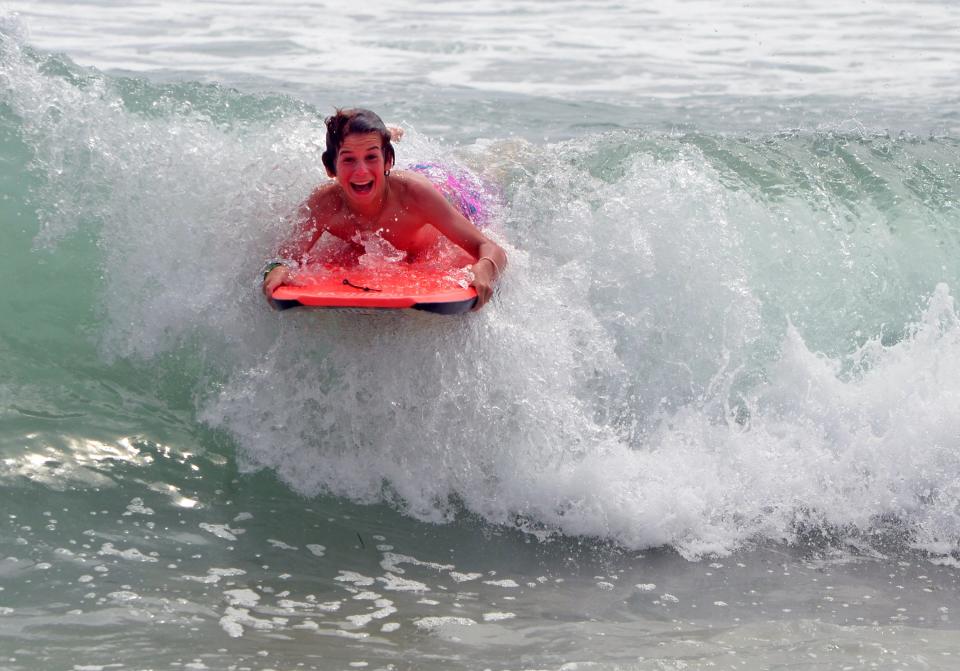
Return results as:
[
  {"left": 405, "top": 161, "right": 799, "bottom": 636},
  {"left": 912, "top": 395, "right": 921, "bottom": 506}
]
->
[{"left": 2, "top": 1, "right": 960, "bottom": 669}]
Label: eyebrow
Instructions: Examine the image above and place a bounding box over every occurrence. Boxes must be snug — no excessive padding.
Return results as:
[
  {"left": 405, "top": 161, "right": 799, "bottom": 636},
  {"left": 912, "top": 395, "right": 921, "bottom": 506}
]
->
[{"left": 339, "top": 144, "right": 382, "bottom": 156}]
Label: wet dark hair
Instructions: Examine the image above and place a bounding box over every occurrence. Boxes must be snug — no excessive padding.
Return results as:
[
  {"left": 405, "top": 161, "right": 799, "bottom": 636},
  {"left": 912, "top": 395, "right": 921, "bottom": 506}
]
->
[{"left": 321, "top": 108, "right": 395, "bottom": 176}]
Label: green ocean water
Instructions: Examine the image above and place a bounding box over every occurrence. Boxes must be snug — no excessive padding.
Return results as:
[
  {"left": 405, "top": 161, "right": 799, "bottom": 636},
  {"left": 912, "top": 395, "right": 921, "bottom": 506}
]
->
[{"left": 3, "top": 3, "right": 960, "bottom": 669}]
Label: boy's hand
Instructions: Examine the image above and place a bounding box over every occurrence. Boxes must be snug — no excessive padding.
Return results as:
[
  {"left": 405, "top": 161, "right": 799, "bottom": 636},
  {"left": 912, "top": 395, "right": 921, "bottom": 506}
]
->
[
  {"left": 470, "top": 260, "right": 496, "bottom": 310},
  {"left": 262, "top": 265, "right": 291, "bottom": 299}
]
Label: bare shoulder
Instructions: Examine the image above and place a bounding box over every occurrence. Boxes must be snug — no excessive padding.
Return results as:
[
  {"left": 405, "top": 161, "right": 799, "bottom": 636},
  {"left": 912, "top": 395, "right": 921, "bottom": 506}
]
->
[
  {"left": 305, "top": 181, "right": 344, "bottom": 216},
  {"left": 391, "top": 170, "right": 447, "bottom": 207},
  {"left": 392, "top": 170, "right": 437, "bottom": 195}
]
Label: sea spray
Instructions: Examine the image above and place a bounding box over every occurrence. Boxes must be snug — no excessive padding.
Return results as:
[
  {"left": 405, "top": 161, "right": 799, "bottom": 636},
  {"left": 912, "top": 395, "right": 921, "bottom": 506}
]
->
[{"left": 4, "top": 27, "right": 960, "bottom": 560}]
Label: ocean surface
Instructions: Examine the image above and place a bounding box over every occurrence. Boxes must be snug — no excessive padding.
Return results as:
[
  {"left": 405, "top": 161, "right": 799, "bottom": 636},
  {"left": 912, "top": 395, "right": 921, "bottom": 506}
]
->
[{"left": 2, "top": 1, "right": 960, "bottom": 669}]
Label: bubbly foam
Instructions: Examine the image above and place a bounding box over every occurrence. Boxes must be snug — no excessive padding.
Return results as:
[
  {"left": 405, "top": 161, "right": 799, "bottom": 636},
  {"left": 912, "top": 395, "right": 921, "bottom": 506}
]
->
[{"left": 4, "top": 28, "right": 960, "bottom": 560}]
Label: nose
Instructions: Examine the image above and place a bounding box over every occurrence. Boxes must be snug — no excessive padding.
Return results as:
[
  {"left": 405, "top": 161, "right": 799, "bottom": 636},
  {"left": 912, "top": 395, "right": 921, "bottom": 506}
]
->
[{"left": 353, "top": 161, "right": 371, "bottom": 178}]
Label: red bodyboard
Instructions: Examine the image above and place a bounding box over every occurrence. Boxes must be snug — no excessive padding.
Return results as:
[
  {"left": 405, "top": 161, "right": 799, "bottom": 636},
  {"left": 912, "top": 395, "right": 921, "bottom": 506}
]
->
[{"left": 270, "top": 264, "right": 478, "bottom": 315}]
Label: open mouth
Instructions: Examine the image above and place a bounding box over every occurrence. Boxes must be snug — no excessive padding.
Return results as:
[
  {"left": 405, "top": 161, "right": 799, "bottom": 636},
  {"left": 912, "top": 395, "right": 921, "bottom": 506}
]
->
[{"left": 350, "top": 180, "right": 374, "bottom": 195}]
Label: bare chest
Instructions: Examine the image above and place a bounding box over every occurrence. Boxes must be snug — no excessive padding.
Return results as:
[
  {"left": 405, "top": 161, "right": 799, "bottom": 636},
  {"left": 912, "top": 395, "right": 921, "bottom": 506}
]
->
[{"left": 326, "top": 204, "right": 432, "bottom": 252}]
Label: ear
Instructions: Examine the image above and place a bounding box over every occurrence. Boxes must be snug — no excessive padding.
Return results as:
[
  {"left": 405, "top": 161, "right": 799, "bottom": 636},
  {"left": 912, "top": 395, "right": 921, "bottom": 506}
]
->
[{"left": 325, "top": 165, "right": 336, "bottom": 178}]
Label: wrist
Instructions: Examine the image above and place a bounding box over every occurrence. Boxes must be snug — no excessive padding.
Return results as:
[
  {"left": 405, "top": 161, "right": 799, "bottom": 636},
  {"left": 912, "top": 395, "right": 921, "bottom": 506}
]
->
[
  {"left": 475, "top": 255, "right": 500, "bottom": 280},
  {"left": 261, "top": 259, "right": 297, "bottom": 282}
]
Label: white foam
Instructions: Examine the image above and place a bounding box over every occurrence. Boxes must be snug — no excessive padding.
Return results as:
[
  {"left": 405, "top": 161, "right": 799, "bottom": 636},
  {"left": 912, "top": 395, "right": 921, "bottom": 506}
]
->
[
  {"left": 123, "top": 498, "right": 154, "bottom": 516},
  {"left": 352, "top": 592, "right": 381, "bottom": 601},
  {"left": 182, "top": 567, "right": 247, "bottom": 584},
  {"left": 335, "top": 572, "right": 375, "bottom": 587},
  {"left": 483, "top": 579, "right": 519, "bottom": 589},
  {"left": 219, "top": 606, "right": 279, "bottom": 638},
  {"left": 267, "top": 539, "right": 298, "bottom": 551},
  {"left": 346, "top": 604, "right": 397, "bottom": 628},
  {"left": 98, "top": 543, "right": 157, "bottom": 563},
  {"left": 223, "top": 589, "right": 260, "bottom": 608},
  {"left": 199, "top": 524, "right": 243, "bottom": 541},
  {"left": 450, "top": 572, "right": 483, "bottom": 583},
  {"left": 211, "top": 568, "right": 247, "bottom": 578},
  {"left": 380, "top": 552, "right": 454, "bottom": 574},
  {"left": 106, "top": 591, "right": 140, "bottom": 603},
  {"left": 377, "top": 574, "right": 429, "bottom": 593},
  {"left": 414, "top": 616, "right": 477, "bottom": 631},
  {"left": 7, "top": 26, "right": 960, "bottom": 561},
  {"left": 316, "top": 601, "right": 342, "bottom": 612}
]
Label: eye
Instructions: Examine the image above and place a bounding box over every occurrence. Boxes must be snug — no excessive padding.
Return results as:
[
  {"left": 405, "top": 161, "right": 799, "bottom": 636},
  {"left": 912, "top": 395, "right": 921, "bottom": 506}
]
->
[{"left": 341, "top": 156, "right": 356, "bottom": 165}]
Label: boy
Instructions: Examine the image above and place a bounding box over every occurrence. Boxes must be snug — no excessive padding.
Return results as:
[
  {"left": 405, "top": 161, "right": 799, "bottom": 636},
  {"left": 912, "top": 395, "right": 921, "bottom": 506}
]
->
[{"left": 263, "top": 108, "right": 506, "bottom": 309}]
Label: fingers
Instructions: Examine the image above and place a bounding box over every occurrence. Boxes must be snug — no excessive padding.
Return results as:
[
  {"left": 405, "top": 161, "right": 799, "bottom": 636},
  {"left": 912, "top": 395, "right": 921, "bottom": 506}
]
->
[
  {"left": 471, "top": 282, "right": 493, "bottom": 310},
  {"left": 262, "top": 267, "right": 290, "bottom": 299},
  {"left": 468, "top": 260, "right": 496, "bottom": 310},
  {"left": 262, "top": 276, "right": 277, "bottom": 297}
]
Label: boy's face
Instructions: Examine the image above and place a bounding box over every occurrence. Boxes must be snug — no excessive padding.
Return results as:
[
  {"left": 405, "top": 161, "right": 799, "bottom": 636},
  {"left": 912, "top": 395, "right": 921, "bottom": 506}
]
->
[{"left": 334, "top": 132, "right": 393, "bottom": 206}]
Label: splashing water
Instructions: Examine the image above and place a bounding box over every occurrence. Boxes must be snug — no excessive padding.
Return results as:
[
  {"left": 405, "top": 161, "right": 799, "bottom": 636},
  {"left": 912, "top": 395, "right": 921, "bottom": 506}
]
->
[{"left": 3, "top": 24, "right": 960, "bottom": 563}]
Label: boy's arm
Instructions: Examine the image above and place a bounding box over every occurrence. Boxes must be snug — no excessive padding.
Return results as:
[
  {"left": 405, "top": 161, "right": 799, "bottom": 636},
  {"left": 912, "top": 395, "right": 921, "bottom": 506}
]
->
[
  {"left": 262, "top": 188, "right": 329, "bottom": 298},
  {"left": 409, "top": 176, "right": 507, "bottom": 308},
  {"left": 277, "top": 189, "right": 329, "bottom": 262}
]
